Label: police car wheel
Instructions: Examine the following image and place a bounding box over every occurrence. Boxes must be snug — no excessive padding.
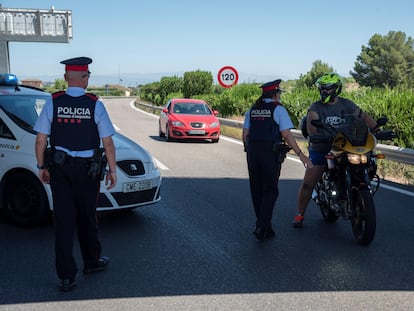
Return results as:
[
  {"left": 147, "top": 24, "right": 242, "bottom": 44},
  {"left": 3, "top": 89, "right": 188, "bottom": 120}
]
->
[{"left": 3, "top": 172, "right": 50, "bottom": 227}]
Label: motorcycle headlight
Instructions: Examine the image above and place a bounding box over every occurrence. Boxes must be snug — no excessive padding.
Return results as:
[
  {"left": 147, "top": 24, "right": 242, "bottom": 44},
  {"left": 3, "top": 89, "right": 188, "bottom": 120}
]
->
[{"left": 347, "top": 154, "right": 361, "bottom": 164}]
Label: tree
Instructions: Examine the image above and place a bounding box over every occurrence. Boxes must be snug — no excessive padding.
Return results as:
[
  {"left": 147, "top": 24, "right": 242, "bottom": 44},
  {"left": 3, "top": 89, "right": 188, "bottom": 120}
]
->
[
  {"left": 140, "top": 81, "right": 160, "bottom": 103},
  {"left": 350, "top": 31, "right": 414, "bottom": 88},
  {"left": 53, "top": 78, "right": 67, "bottom": 92},
  {"left": 182, "top": 70, "right": 213, "bottom": 98},
  {"left": 160, "top": 76, "right": 183, "bottom": 94},
  {"left": 159, "top": 76, "right": 183, "bottom": 103},
  {"left": 296, "top": 60, "right": 334, "bottom": 88}
]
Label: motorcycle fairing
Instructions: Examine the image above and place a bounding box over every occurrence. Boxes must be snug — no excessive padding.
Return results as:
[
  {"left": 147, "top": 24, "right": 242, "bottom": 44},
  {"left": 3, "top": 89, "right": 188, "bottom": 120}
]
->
[{"left": 332, "top": 132, "right": 376, "bottom": 155}]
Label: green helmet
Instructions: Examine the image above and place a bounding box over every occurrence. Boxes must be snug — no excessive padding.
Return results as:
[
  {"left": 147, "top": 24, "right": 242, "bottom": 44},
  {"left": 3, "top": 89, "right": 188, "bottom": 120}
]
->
[{"left": 316, "top": 72, "right": 342, "bottom": 103}]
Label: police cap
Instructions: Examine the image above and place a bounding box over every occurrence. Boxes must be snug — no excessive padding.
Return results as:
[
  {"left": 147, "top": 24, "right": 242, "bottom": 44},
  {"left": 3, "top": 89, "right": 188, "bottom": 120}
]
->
[
  {"left": 260, "top": 79, "right": 282, "bottom": 93},
  {"left": 60, "top": 57, "right": 92, "bottom": 71}
]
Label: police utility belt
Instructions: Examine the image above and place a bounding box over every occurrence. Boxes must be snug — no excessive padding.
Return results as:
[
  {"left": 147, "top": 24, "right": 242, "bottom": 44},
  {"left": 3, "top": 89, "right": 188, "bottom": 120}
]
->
[
  {"left": 44, "top": 146, "right": 107, "bottom": 181},
  {"left": 245, "top": 140, "right": 291, "bottom": 163}
]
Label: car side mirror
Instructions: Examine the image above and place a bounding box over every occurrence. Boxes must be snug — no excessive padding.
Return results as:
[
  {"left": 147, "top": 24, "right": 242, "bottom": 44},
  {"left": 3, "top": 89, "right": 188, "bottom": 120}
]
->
[{"left": 213, "top": 110, "right": 219, "bottom": 116}]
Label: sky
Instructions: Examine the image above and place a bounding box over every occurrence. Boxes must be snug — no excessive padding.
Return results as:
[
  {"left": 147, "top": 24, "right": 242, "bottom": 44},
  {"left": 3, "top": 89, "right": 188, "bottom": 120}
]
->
[{"left": 1, "top": 0, "right": 414, "bottom": 86}]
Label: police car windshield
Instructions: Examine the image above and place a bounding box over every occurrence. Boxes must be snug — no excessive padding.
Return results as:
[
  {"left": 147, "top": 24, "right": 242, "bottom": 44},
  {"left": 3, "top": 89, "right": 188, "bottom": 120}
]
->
[{"left": 0, "top": 95, "right": 48, "bottom": 133}]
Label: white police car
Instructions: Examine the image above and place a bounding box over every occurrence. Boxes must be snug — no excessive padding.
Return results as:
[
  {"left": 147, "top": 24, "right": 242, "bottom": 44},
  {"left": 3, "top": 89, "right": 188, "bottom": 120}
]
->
[{"left": 0, "top": 74, "right": 162, "bottom": 226}]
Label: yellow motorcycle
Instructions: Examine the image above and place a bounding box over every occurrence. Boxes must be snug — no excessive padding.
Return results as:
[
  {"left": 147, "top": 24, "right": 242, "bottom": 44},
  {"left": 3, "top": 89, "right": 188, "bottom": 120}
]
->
[{"left": 303, "top": 116, "right": 395, "bottom": 245}]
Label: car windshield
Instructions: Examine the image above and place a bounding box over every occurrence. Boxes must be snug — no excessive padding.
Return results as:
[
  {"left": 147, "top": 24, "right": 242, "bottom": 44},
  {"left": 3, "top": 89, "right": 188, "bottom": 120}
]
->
[
  {"left": 0, "top": 94, "right": 48, "bottom": 133},
  {"left": 173, "top": 103, "right": 212, "bottom": 115}
]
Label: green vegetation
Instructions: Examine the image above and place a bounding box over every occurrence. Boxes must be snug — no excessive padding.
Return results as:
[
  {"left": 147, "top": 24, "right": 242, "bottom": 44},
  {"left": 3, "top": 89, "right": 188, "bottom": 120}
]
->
[
  {"left": 141, "top": 80, "right": 413, "bottom": 149},
  {"left": 44, "top": 78, "right": 137, "bottom": 97}
]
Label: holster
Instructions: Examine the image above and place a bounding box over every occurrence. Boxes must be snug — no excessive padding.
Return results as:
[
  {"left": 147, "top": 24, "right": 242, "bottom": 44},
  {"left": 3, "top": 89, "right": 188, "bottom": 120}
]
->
[
  {"left": 273, "top": 142, "right": 291, "bottom": 163},
  {"left": 88, "top": 148, "right": 107, "bottom": 181},
  {"left": 44, "top": 146, "right": 67, "bottom": 167}
]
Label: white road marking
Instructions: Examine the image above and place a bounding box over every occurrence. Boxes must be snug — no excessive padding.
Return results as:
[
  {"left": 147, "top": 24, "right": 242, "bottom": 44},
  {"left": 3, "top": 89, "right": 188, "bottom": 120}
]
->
[{"left": 154, "top": 158, "right": 169, "bottom": 171}]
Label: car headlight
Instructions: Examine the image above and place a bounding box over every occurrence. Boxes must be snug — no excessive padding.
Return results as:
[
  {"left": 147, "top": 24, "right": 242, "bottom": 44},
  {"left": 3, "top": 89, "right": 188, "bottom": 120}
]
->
[
  {"left": 171, "top": 121, "right": 185, "bottom": 127},
  {"left": 347, "top": 154, "right": 361, "bottom": 164},
  {"left": 209, "top": 121, "right": 220, "bottom": 128},
  {"left": 150, "top": 156, "right": 158, "bottom": 170}
]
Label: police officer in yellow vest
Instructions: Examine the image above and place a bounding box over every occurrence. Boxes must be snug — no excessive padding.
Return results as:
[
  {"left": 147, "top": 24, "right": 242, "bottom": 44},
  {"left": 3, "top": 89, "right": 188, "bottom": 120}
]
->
[
  {"left": 34, "top": 57, "right": 117, "bottom": 291},
  {"left": 243, "top": 79, "right": 312, "bottom": 241}
]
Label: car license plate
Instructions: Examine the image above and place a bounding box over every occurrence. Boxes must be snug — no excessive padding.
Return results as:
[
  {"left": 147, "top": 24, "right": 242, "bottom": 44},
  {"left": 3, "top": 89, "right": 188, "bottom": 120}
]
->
[
  {"left": 188, "top": 130, "right": 205, "bottom": 134},
  {"left": 123, "top": 180, "right": 152, "bottom": 193}
]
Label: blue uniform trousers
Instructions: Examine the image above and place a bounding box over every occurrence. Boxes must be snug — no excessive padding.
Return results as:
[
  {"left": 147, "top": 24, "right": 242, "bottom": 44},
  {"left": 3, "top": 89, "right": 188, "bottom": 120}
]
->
[
  {"left": 247, "top": 141, "right": 282, "bottom": 230},
  {"left": 49, "top": 155, "right": 101, "bottom": 280}
]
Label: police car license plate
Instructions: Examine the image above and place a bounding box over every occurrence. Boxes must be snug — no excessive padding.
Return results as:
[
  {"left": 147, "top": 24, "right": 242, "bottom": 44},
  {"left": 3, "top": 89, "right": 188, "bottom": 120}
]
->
[
  {"left": 123, "top": 180, "right": 151, "bottom": 192},
  {"left": 188, "top": 130, "right": 205, "bottom": 134}
]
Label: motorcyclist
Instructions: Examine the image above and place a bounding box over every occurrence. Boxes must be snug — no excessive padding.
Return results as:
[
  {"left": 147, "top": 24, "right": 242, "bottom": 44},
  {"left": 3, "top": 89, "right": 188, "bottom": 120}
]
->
[{"left": 292, "top": 72, "right": 378, "bottom": 228}]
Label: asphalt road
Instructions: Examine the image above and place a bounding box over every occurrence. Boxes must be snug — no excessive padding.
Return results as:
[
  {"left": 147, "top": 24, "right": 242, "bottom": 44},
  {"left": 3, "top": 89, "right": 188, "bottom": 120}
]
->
[{"left": 0, "top": 98, "right": 413, "bottom": 311}]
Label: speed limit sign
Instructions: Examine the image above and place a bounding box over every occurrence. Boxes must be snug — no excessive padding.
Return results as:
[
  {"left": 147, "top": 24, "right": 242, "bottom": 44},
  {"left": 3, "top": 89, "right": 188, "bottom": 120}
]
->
[{"left": 217, "top": 66, "right": 239, "bottom": 88}]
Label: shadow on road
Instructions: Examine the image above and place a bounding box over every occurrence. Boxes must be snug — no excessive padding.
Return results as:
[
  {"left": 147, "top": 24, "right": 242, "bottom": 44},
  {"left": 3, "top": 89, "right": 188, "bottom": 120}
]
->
[{"left": 0, "top": 177, "right": 412, "bottom": 304}]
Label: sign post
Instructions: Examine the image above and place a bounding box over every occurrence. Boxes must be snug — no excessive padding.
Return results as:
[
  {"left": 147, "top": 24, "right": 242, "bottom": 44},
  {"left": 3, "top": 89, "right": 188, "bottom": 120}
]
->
[{"left": 217, "top": 66, "right": 239, "bottom": 88}]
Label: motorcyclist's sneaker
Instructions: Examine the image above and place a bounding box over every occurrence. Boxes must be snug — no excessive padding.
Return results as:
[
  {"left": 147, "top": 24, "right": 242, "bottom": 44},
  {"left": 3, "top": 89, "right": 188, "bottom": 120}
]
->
[{"left": 292, "top": 214, "right": 304, "bottom": 228}]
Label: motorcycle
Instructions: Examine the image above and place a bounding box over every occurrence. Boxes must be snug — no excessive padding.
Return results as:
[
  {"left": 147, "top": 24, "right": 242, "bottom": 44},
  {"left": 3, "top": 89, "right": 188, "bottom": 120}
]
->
[{"left": 301, "top": 115, "right": 396, "bottom": 245}]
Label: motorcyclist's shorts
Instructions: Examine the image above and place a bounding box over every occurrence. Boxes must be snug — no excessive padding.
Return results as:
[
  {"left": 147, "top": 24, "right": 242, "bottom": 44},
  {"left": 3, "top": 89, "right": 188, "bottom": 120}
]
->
[{"left": 309, "top": 150, "right": 328, "bottom": 166}]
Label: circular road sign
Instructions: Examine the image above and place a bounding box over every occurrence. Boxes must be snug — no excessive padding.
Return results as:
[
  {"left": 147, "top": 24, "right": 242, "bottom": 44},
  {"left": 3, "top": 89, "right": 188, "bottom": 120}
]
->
[{"left": 217, "top": 66, "right": 239, "bottom": 88}]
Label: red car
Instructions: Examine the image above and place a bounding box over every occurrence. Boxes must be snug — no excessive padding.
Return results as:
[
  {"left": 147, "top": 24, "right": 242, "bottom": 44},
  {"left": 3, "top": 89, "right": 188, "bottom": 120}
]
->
[{"left": 158, "top": 98, "right": 220, "bottom": 143}]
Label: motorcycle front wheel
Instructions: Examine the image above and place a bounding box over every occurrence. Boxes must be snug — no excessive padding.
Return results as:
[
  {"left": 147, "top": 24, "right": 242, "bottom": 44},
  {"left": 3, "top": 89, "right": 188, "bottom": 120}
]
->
[
  {"left": 316, "top": 180, "right": 339, "bottom": 223},
  {"left": 320, "top": 201, "right": 339, "bottom": 222},
  {"left": 351, "top": 188, "right": 376, "bottom": 245}
]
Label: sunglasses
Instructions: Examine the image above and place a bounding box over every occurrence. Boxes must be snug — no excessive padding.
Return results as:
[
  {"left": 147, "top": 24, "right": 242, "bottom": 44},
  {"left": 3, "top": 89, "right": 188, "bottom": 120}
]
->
[{"left": 82, "top": 71, "right": 91, "bottom": 78}]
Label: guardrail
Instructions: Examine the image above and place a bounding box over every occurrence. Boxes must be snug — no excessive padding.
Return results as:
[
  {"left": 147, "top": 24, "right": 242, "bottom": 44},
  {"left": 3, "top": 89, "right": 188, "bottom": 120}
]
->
[{"left": 135, "top": 101, "right": 414, "bottom": 165}]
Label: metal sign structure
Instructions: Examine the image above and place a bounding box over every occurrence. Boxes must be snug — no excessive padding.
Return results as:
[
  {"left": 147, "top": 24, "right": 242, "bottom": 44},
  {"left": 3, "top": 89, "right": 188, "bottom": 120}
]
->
[{"left": 0, "top": 5, "right": 72, "bottom": 73}]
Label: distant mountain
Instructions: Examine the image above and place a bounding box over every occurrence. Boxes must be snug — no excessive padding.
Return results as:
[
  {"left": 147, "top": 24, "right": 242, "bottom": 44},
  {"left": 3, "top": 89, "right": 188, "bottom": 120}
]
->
[{"left": 21, "top": 71, "right": 292, "bottom": 88}]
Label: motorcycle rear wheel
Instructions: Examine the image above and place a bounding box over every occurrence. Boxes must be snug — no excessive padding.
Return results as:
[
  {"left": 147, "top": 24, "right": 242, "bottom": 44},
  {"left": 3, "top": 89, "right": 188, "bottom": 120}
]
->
[{"left": 351, "top": 188, "right": 376, "bottom": 245}]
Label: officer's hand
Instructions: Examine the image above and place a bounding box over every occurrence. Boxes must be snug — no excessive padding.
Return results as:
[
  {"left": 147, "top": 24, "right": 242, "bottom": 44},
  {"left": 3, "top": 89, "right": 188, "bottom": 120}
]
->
[
  {"left": 299, "top": 153, "right": 313, "bottom": 169},
  {"left": 38, "top": 169, "right": 50, "bottom": 184},
  {"left": 105, "top": 171, "right": 117, "bottom": 190}
]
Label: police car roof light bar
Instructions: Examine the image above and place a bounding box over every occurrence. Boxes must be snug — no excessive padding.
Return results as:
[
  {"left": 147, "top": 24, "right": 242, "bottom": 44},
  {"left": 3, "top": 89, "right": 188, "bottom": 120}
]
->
[{"left": 0, "top": 74, "right": 19, "bottom": 86}]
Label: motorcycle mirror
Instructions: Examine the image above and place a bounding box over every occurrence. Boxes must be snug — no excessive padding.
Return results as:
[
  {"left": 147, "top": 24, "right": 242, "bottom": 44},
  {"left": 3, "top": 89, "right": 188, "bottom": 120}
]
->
[
  {"left": 310, "top": 119, "right": 324, "bottom": 128},
  {"left": 376, "top": 117, "right": 389, "bottom": 127}
]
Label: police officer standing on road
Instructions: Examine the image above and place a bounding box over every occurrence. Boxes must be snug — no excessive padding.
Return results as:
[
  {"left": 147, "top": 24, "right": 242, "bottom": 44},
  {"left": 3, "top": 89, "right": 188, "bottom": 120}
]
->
[
  {"left": 34, "top": 57, "right": 117, "bottom": 292},
  {"left": 243, "top": 79, "right": 312, "bottom": 241}
]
